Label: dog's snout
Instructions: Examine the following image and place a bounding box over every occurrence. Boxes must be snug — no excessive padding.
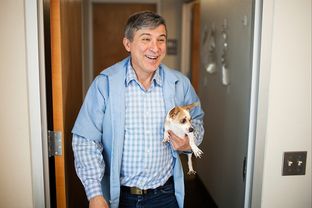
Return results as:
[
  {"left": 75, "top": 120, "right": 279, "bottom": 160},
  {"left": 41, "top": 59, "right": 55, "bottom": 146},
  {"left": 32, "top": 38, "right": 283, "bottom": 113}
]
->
[{"left": 189, "top": 127, "right": 194, "bottom": 133}]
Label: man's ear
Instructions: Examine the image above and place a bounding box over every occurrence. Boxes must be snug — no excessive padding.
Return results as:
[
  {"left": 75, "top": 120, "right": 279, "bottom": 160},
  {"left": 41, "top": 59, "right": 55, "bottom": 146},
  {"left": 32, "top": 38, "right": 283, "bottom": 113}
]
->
[{"left": 123, "top": 37, "right": 131, "bottom": 52}]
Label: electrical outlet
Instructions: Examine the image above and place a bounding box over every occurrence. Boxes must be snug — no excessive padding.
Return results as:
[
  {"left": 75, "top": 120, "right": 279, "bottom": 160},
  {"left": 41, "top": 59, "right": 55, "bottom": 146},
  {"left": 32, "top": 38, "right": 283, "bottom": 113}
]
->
[{"left": 282, "top": 151, "right": 307, "bottom": 176}]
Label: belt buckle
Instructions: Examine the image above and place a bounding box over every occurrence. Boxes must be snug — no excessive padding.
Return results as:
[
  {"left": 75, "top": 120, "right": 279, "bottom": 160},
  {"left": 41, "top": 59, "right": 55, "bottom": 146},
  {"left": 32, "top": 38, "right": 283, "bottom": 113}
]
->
[{"left": 130, "top": 187, "right": 147, "bottom": 195}]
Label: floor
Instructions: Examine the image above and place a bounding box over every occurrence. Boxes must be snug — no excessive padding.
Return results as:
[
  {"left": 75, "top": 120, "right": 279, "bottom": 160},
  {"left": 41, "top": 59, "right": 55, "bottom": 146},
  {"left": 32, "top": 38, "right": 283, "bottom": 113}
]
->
[
  {"left": 181, "top": 155, "right": 218, "bottom": 208},
  {"left": 184, "top": 175, "right": 218, "bottom": 208}
]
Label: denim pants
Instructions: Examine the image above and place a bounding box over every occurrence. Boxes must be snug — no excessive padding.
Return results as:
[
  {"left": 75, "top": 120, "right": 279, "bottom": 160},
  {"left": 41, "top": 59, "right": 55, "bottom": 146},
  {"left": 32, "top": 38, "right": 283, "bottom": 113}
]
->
[{"left": 119, "top": 180, "right": 179, "bottom": 208}]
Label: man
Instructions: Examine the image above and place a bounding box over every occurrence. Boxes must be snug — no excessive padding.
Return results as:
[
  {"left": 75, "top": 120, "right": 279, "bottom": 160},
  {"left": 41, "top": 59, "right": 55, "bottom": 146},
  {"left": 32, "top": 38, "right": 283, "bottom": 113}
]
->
[{"left": 72, "top": 11, "right": 204, "bottom": 208}]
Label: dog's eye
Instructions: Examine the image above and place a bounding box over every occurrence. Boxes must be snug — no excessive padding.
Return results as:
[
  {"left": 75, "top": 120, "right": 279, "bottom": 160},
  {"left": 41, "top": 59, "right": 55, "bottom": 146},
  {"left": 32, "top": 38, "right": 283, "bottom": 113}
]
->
[{"left": 181, "top": 118, "right": 187, "bottom": 124}]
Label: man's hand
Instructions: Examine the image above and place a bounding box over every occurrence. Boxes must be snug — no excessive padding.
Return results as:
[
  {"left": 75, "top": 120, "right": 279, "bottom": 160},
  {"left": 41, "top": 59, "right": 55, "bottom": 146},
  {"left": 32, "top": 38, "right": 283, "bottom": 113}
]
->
[
  {"left": 168, "top": 130, "right": 191, "bottom": 151},
  {"left": 89, "top": 195, "right": 109, "bottom": 208}
]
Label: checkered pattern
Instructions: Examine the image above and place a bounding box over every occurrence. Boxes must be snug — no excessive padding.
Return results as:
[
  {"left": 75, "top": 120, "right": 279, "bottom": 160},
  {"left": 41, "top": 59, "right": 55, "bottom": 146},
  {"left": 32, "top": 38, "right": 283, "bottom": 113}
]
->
[
  {"left": 72, "top": 135, "right": 105, "bottom": 200},
  {"left": 72, "top": 63, "right": 205, "bottom": 200},
  {"left": 192, "top": 119, "right": 205, "bottom": 146},
  {"left": 120, "top": 64, "right": 173, "bottom": 189}
]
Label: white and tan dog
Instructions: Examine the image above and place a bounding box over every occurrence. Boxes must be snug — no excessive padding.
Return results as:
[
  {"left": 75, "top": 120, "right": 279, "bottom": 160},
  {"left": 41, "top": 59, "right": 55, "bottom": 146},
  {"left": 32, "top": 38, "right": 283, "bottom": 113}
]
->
[{"left": 163, "top": 102, "right": 203, "bottom": 174}]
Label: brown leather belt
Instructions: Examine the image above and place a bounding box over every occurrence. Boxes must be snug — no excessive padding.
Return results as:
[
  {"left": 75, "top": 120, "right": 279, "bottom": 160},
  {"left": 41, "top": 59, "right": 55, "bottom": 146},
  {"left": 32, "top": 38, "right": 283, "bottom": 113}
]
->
[{"left": 121, "top": 176, "right": 174, "bottom": 195}]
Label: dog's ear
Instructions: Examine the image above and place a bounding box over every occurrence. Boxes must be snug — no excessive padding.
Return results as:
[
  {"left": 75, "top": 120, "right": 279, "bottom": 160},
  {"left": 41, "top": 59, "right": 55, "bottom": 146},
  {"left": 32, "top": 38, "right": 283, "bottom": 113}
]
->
[
  {"left": 169, "top": 107, "right": 180, "bottom": 119},
  {"left": 182, "top": 102, "right": 199, "bottom": 111}
]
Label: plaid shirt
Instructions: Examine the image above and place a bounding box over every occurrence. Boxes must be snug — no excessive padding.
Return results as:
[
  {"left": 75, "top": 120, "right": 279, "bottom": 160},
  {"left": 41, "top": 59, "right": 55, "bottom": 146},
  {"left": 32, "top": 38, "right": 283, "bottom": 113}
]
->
[
  {"left": 72, "top": 61, "right": 205, "bottom": 201},
  {"left": 120, "top": 64, "right": 173, "bottom": 189}
]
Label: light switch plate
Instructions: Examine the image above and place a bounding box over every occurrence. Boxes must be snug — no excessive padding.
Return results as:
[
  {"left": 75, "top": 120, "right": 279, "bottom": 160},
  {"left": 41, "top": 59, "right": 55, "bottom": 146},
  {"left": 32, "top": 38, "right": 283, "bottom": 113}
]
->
[{"left": 282, "top": 151, "right": 307, "bottom": 176}]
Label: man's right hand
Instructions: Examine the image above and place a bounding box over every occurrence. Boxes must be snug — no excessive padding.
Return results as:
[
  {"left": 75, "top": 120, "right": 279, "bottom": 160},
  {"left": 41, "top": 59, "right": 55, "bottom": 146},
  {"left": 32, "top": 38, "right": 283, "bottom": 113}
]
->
[{"left": 89, "top": 195, "right": 109, "bottom": 208}]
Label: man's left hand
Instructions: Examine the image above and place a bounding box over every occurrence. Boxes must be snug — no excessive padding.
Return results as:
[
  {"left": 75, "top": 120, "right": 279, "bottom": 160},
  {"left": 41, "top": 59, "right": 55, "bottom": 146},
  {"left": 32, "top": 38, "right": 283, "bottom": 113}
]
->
[{"left": 168, "top": 130, "right": 192, "bottom": 151}]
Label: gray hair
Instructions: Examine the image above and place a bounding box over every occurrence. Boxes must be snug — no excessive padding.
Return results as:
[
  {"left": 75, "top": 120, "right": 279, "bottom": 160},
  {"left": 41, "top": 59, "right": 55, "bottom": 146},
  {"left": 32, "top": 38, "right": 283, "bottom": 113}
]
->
[{"left": 124, "top": 11, "right": 167, "bottom": 41}]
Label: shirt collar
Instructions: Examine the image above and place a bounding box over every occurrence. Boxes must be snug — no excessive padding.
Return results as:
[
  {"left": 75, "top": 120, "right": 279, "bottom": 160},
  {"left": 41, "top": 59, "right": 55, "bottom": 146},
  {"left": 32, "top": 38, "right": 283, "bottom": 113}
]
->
[{"left": 125, "top": 61, "right": 163, "bottom": 87}]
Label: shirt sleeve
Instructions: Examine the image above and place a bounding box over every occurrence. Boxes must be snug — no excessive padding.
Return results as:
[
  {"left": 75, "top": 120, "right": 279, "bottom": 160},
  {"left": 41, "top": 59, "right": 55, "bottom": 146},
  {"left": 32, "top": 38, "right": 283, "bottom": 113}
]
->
[
  {"left": 192, "top": 119, "right": 204, "bottom": 146},
  {"left": 72, "top": 134, "right": 105, "bottom": 200},
  {"left": 181, "top": 75, "right": 205, "bottom": 147}
]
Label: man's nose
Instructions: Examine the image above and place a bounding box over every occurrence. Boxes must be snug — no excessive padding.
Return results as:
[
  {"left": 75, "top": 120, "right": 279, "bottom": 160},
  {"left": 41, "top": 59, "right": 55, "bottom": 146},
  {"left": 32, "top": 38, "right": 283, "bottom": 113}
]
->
[
  {"left": 189, "top": 127, "right": 194, "bottom": 133},
  {"left": 149, "top": 40, "right": 159, "bottom": 52}
]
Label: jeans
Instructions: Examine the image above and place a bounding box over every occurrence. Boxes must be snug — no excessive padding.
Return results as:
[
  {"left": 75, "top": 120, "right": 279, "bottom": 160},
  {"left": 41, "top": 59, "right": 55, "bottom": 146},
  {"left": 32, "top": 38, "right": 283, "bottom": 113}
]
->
[{"left": 119, "top": 181, "right": 179, "bottom": 208}]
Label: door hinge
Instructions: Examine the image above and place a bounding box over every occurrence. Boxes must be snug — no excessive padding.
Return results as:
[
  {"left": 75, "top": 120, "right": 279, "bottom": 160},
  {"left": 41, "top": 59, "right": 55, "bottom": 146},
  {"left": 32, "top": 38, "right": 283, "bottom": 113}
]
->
[
  {"left": 48, "top": 130, "right": 62, "bottom": 157},
  {"left": 243, "top": 156, "right": 247, "bottom": 182}
]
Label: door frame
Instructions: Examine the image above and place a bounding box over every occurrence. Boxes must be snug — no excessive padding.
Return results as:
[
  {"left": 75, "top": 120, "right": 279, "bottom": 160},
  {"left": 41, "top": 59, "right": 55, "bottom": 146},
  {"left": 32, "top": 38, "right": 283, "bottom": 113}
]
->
[
  {"left": 25, "top": 0, "right": 50, "bottom": 207},
  {"left": 25, "top": 0, "right": 265, "bottom": 208},
  {"left": 244, "top": 0, "right": 263, "bottom": 207}
]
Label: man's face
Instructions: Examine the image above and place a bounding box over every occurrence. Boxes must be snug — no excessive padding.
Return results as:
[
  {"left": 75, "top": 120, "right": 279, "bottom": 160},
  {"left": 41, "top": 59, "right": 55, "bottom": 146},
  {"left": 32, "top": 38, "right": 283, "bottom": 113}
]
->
[{"left": 123, "top": 25, "right": 167, "bottom": 75}]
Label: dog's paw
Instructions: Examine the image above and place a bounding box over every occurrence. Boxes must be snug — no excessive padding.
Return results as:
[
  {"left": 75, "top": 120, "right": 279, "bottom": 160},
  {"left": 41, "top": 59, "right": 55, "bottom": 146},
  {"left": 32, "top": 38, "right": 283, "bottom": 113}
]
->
[
  {"left": 162, "top": 137, "right": 170, "bottom": 143},
  {"left": 192, "top": 147, "right": 203, "bottom": 158},
  {"left": 187, "top": 169, "right": 197, "bottom": 175},
  {"left": 163, "top": 131, "right": 170, "bottom": 143}
]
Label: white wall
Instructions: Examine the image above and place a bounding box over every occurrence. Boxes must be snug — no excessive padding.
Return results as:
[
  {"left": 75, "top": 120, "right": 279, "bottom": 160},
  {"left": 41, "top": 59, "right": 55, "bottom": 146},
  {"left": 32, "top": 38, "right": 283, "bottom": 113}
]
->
[
  {"left": 0, "top": 1, "right": 34, "bottom": 207},
  {"left": 253, "top": 0, "right": 311, "bottom": 207}
]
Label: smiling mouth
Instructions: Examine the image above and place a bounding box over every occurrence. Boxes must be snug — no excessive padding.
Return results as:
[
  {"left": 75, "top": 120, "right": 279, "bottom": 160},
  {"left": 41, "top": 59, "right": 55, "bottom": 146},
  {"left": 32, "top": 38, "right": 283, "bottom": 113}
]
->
[{"left": 145, "top": 55, "right": 158, "bottom": 60}]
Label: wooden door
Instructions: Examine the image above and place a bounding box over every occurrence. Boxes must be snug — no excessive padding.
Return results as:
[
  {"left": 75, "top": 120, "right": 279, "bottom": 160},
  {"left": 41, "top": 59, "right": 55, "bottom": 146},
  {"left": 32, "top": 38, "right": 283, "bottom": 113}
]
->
[
  {"left": 50, "top": 2, "right": 66, "bottom": 206},
  {"left": 190, "top": 1, "right": 200, "bottom": 92},
  {"left": 50, "top": 0, "right": 86, "bottom": 207},
  {"left": 92, "top": 3, "right": 157, "bottom": 77}
]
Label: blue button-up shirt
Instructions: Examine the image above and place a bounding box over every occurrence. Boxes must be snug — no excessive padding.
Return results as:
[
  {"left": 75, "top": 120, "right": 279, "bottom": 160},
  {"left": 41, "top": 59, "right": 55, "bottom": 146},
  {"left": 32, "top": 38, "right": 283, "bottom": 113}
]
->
[{"left": 72, "top": 57, "right": 204, "bottom": 208}]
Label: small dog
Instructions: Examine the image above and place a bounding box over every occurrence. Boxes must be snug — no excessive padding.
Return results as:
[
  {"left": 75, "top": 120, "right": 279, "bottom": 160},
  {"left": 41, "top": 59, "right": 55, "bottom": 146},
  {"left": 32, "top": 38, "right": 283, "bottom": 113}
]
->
[{"left": 163, "top": 102, "right": 203, "bottom": 174}]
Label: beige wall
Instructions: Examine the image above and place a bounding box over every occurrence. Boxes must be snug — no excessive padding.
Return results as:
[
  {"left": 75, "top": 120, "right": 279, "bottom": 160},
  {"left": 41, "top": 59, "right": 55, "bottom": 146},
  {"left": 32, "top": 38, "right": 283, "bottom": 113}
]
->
[
  {"left": 0, "top": 1, "right": 34, "bottom": 207},
  {"left": 161, "top": 0, "right": 182, "bottom": 69},
  {"left": 253, "top": 0, "right": 311, "bottom": 207}
]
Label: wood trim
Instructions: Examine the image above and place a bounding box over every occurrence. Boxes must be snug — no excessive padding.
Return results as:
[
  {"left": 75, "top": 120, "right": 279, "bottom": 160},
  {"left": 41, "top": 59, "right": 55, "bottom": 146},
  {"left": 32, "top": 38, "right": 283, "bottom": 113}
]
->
[
  {"left": 191, "top": 2, "right": 200, "bottom": 92},
  {"left": 50, "top": 0, "right": 67, "bottom": 207}
]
